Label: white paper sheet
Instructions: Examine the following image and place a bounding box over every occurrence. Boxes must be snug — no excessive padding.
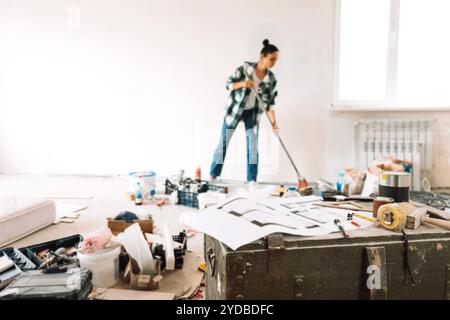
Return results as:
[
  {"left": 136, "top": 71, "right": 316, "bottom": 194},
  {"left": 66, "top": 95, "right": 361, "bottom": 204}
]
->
[
  {"left": 185, "top": 196, "right": 372, "bottom": 250},
  {"left": 54, "top": 202, "right": 87, "bottom": 219}
]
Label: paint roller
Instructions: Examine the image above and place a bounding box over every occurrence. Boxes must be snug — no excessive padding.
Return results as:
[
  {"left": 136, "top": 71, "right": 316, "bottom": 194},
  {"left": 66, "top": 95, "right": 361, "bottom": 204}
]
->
[{"left": 243, "top": 68, "right": 309, "bottom": 190}]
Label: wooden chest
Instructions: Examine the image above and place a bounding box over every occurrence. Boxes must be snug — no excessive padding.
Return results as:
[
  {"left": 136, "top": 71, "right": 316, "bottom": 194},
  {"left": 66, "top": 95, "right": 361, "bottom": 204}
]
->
[{"left": 204, "top": 224, "right": 450, "bottom": 299}]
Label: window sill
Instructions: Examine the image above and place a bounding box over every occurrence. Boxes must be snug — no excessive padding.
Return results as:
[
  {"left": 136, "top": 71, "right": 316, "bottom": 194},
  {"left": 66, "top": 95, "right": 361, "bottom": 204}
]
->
[{"left": 330, "top": 104, "right": 450, "bottom": 112}]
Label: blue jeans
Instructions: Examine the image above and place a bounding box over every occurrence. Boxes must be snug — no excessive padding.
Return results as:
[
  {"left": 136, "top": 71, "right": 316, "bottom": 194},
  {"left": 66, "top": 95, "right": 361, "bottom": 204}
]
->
[{"left": 210, "top": 109, "right": 259, "bottom": 182}]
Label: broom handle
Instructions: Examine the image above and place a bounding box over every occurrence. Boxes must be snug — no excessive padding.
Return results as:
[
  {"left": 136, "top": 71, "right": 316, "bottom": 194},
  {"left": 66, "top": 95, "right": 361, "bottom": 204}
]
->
[{"left": 245, "top": 75, "right": 304, "bottom": 181}]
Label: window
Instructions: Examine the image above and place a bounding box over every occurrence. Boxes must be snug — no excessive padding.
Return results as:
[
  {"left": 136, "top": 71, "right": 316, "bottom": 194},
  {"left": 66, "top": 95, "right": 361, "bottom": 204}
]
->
[{"left": 333, "top": 0, "right": 450, "bottom": 110}]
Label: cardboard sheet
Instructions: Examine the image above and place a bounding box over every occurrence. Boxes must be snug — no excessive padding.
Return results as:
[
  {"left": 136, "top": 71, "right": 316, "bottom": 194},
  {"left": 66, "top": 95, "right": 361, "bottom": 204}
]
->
[
  {"left": 53, "top": 203, "right": 88, "bottom": 223},
  {"left": 90, "top": 288, "right": 176, "bottom": 300},
  {"left": 107, "top": 250, "right": 204, "bottom": 300}
]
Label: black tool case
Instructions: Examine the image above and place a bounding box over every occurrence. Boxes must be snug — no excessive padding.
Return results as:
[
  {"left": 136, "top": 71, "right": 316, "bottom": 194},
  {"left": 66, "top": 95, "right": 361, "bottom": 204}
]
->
[
  {"left": 18, "top": 234, "right": 83, "bottom": 266},
  {"left": 204, "top": 225, "right": 450, "bottom": 300},
  {"left": 1, "top": 267, "right": 93, "bottom": 300},
  {"left": 19, "top": 234, "right": 82, "bottom": 253}
]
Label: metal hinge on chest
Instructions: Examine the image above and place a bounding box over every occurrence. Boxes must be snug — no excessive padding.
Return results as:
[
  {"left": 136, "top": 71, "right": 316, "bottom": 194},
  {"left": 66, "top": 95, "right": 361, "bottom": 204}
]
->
[{"left": 266, "top": 234, "right": 285, "bottom": 278}]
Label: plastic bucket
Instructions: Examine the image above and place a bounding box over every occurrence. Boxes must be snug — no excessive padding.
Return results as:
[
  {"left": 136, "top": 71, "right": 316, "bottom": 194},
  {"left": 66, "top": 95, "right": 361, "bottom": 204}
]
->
[
  {"left": 78, "top": 245, "right": 121, "bottom": 288},
  {"left": 128, "top": 171, "right": 156, "bottom": 194}
]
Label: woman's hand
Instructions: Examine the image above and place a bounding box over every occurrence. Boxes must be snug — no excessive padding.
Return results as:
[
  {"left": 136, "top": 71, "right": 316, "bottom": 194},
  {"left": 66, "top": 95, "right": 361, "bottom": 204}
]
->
[
  {"left": 267, "top": 110, "right": 278, "bottom": 134},
  {"left": 242, "top": 80, "right": 254, "bottom": 89},
  {"left": 232, "top": 80, "right": 254, "bottom": 90},
  {"left": 271, "top": 122, "right": 279, "bottom": 135}
]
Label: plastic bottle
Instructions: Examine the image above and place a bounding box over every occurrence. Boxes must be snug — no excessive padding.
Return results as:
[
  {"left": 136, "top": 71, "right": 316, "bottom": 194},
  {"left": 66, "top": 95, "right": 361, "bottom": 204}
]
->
[
  {"left": 135, "top": 181, "right": 143, "bottom": 206},
  {"left": 336, "top": 171, "right": 345, "bottom": 193},
  {"left": 283, "top": 186, "right": 299, "bottom": 198}
]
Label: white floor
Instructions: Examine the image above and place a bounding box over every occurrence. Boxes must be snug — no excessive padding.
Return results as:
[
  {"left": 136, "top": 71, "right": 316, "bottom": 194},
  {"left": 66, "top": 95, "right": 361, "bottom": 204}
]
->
[{"left": 0, "top": 174, "right": 204, "bottom": 255}]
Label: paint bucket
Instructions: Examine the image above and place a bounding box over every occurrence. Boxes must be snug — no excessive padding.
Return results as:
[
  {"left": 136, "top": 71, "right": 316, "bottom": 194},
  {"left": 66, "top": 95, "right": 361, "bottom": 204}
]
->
[
  {"left": 378, "top": 171, "right": 411, "bottom": 202},
  {"left": 128, "top": 171, "right": 156, "bottom": 195},
  {"left": 78, "top": 245, "right": 121, "bottom": 288}
]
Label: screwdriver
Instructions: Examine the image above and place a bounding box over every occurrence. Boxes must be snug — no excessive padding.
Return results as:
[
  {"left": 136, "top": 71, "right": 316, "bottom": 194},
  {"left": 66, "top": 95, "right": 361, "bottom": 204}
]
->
[{"left": 334, "top": 219, "right": 349, "bottom": 238}]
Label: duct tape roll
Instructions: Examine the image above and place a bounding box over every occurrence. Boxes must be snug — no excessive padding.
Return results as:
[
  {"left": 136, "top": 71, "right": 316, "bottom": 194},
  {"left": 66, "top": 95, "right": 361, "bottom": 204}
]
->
[
  {"left": 377, "top": 203, "right": 414, "bottom": 231},
  {"left": 373, "top": 196, "right": 395, "bottom": 218}
]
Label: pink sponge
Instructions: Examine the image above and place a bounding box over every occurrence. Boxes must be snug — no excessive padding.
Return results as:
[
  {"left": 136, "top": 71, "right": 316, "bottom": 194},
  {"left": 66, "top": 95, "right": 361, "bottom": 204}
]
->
[{"left": 80, "top": 228, "right": 113, "bottom": 253}]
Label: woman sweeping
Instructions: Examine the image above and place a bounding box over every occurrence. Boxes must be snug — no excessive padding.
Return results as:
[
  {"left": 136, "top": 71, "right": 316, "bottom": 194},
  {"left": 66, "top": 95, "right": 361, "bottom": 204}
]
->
[{"left": 210, "top": 39, "right": 279, "bottom": 184}]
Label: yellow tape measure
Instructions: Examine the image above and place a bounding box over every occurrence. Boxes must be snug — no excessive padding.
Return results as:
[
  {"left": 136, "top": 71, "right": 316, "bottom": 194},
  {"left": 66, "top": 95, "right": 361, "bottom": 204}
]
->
[
  {"left": 198, "top": 262, "right": 206, "bottom": 272},
  {"left": 377, "top": 203, "right": 411, "bottom": 231},
  {"left": 351, "top": 212, "right": 377, "bottom": 224}
]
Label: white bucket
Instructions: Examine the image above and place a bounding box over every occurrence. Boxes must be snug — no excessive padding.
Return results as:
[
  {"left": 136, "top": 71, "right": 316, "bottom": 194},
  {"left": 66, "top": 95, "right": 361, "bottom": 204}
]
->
[
  {"left": 78, "top": 245, "right": 121, "bottom": 288},
  {"left": 128, "top": 171, "right": 156, "bottom": 195}
]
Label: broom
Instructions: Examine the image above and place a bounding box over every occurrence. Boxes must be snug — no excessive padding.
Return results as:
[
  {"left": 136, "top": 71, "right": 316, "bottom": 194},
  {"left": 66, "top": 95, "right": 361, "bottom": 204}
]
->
[{"left": 244, "top": 69, "right": 309, "bottom": 190}]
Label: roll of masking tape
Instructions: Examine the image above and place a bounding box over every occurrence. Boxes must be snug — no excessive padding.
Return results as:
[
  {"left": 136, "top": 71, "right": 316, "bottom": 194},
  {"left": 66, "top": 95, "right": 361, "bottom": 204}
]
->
[{"left": 377, "top": 203, "right": 414, "bottom": 231}]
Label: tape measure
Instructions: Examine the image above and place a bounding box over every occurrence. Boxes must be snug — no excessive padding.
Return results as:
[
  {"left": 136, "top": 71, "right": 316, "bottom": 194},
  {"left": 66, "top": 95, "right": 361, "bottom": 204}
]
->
[
  {"left": 349, "top": 212, "right": 377, "bottom": 224},
  {"left": 377, "top": 203, "right": 412, "bottom": 231},
  {"left": 198, "top": 262, "right": 206, "bottom": 273}
]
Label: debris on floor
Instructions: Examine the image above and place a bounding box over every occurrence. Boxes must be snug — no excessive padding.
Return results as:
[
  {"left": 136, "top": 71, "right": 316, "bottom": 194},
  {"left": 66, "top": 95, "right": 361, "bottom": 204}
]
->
[
  {"left": 0, "top": 215, "right": 204, "bottom": 300},
  {"left": 164, "top": 168, "right": 229, "bottom": 208}
]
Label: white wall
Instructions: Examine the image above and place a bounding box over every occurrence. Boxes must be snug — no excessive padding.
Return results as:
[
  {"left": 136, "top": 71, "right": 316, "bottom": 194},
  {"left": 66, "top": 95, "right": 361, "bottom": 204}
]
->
[{"left": 0, "top": 0, "right": 449, "bottom": 187}]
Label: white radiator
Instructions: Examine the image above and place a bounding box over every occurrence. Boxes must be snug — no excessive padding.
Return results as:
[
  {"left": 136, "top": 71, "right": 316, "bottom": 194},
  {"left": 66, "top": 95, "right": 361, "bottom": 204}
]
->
[{"left": 354, "top": 119, "right": 434, "bottom": 191}]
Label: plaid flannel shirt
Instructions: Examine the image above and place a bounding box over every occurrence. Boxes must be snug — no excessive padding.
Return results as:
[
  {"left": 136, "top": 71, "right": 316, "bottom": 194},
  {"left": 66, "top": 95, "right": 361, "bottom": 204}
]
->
[{"left": 223, "top": 61, "right": 278, "bottom": 129}]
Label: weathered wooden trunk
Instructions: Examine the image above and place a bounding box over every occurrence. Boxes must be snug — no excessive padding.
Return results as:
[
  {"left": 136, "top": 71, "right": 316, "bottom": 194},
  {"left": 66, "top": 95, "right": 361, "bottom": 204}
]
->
[{"left": 204, "top": 225, "right": 450, "bottom": 299}]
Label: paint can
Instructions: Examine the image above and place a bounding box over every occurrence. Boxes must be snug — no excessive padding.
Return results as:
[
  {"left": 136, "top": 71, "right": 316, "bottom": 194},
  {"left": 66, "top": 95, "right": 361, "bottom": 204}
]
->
[
  {"left": 128, "top": 171, "right": 156, "bottom": 195},
  {"left": 378, "top": 171, "right": 410, "bottom": 203}
]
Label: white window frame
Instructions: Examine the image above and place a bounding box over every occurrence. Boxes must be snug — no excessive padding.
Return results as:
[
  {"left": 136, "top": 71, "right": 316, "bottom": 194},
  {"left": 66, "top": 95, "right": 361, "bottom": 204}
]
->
[{"left": 331, "top": 0, "right": 450, "bottom": 111}]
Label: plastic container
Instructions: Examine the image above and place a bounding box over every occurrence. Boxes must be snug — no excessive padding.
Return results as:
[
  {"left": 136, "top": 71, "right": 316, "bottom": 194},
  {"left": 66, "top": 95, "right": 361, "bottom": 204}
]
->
[
  {"left": 128, "top": 171, "right": 156, "bottom": 194},
  {"left": 283, "top": 186, "right": 299, "bottom": 198},
  {"left": 177, "top": 190, "right": 198, "bottom": 208},
  {"left": 78, "top": 245, "right": 121, "bottom": 288}
]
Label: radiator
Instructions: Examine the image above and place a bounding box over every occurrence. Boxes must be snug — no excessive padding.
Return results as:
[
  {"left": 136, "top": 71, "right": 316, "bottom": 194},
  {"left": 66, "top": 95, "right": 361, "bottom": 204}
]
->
[{"left": 354, "top": 119, "right": 434, "bottom": 191}]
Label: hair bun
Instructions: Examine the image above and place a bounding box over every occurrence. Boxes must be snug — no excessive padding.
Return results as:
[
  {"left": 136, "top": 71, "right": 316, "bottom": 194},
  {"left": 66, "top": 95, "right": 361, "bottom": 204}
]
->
[{"left": 263, "top": 39, "right": 270, "bottom": 47}]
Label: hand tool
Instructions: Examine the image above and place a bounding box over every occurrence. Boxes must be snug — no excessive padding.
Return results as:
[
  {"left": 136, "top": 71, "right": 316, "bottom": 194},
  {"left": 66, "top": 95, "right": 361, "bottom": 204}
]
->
[
  {"left": 315, "top": 201, "right": 372, "bottom": 212},
  {"left": 334, "top": 219, "right": 349, "bottom": 238},
  {"left": 405, "top": 207, "right": 450, "bottom": 230},
  {"left": 198, "top": 262, "right": 206, "bottom": 272},
  {"left": 348, "top": 212, "right": 377, "bottom": 224},
  {"left": 409, "top": 200, "right": 450, "bottom": 221},
  {"left": 43, "top": 265, "right": 68, "bottom": 274},
  {"left": 322, "top": 194, "right": 374, "bottom": 202},
  {"left": 243, "top": 68, "right": 308, "bottom": 189},
  {"left": 377, "top": 203, "right": 409, "bottom": 231}
]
